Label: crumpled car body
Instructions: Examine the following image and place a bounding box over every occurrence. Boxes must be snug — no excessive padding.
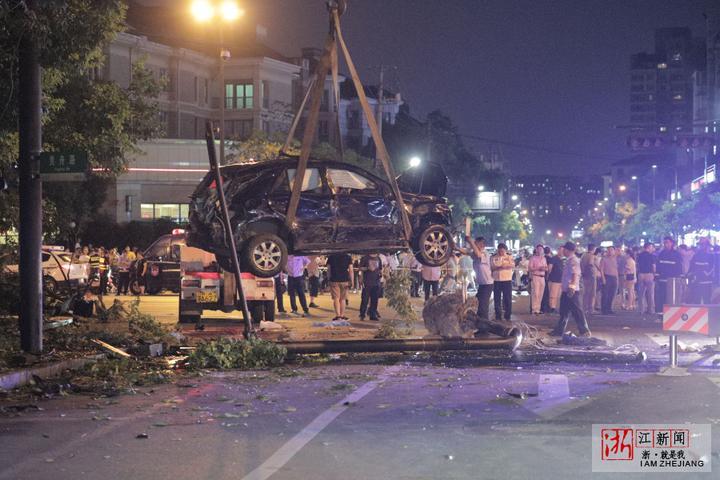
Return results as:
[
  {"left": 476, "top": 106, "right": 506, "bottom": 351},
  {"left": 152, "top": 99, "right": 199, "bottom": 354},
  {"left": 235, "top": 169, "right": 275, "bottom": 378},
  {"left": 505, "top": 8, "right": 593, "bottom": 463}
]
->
[{"left": 187, "top": 156, "right": 453, "bottom": 277}]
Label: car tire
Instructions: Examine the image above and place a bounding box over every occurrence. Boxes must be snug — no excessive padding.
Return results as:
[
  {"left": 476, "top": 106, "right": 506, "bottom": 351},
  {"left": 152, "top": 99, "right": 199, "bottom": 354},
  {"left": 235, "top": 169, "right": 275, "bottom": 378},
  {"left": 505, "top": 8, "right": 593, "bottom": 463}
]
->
[
  {"left": 415, "top": 225, "right": 453, "bottom": 267},
  {"left": 242, "top": 233, "right": 287, "bottom": 278}
]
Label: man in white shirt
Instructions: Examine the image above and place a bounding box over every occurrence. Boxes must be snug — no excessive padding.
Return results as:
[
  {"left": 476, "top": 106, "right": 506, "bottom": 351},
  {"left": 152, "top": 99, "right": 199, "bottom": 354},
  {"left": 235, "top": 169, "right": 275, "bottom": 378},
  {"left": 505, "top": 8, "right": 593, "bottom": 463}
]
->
[
  {"left": 491, "top": 243, "right": 515, "bottom": 321},
  {"left": 421, "top": 264, "right": 442, "bottom": 301},
  {"left": 550, "top": 242, "right": 591, "bottom": 337},
  {"left": 528, "top": 244, "right": 548, "bottom": 314},
  {"left": 462, "top": 235, "right": 493, "bottom": 322}
]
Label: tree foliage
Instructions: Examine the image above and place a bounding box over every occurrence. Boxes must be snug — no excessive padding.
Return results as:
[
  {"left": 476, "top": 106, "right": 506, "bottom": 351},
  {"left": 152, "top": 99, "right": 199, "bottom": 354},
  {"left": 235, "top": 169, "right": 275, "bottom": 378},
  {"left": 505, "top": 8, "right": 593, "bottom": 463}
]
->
[{"left": 0, "top": 1, "right": 163, "bottom": 243}]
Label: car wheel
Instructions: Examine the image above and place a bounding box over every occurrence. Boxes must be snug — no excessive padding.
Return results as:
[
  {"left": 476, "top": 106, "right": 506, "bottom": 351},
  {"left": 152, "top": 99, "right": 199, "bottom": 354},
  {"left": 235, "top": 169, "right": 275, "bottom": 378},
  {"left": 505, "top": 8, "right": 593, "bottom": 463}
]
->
[
  {"left": 242, "top": 233, "right": 287, "bottom": 278},
  {"left": 415, "top": 225, "right": 453, "bottom": 266}
]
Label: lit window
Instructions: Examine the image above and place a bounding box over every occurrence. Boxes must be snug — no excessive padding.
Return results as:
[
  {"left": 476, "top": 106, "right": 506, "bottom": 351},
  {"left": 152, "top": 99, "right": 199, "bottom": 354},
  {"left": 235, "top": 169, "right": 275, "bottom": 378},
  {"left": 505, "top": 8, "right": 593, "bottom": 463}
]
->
[
  {"left": 140, "top": 203, "right": 189, "bottom": 222},
  {"left": 657, "top": 63, "right": 668, "bottom": 69},
  {"left": 659, "top": 126, "right": 668, "bottom": 132},
  {"left": 225, "top": 81, "right": 254, "bottom": 109},
  {"left": 141, "top": 204, "right": 154, "bottom": 220},
  {"left": 673, "top": 94, "right": 683, "bottom": 101}
]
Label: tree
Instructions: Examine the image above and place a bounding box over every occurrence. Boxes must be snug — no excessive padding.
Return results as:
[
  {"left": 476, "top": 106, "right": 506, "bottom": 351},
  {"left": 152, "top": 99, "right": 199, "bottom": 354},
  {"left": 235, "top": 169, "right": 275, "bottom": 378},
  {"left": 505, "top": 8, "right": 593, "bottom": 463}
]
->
[{"left": 0, "top": 1, "right": 163, "bottom": 243}]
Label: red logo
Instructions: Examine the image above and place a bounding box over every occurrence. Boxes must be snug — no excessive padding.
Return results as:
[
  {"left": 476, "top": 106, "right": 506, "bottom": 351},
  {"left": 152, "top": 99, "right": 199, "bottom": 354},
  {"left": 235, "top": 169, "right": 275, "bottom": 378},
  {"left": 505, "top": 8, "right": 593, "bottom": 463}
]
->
[{"left": 601, "top": 428, "right": 634, "bottom": 461}]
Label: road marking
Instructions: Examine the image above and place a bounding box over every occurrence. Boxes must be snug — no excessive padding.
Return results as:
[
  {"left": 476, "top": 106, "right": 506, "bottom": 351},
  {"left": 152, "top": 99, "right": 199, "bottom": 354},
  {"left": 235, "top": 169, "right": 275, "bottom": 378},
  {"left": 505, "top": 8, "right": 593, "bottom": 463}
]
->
[{"left": 242, "top": 364, "right": 403, "bottom": 480}]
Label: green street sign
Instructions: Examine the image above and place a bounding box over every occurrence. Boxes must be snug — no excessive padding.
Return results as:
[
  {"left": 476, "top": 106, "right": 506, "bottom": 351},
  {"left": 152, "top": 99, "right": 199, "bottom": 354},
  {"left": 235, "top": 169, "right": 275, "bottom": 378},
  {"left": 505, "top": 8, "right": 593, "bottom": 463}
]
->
[{"left": 39, "top": 151, "right": 88, "bottom": 174}]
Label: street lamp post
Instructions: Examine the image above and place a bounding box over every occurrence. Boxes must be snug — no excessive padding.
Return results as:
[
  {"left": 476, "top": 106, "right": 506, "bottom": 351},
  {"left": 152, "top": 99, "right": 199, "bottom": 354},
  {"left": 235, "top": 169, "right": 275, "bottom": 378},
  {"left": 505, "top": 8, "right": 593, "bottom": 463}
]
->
[{"left": 191, "top": 1, "right": 244, "bottom": 165}]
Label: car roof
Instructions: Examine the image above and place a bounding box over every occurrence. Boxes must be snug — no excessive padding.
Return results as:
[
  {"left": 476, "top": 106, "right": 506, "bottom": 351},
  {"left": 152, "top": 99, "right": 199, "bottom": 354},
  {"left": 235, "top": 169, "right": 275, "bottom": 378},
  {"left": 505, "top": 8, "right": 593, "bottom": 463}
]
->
[{"left": 219, "top": 155, "right": 387, "bottom": 183}]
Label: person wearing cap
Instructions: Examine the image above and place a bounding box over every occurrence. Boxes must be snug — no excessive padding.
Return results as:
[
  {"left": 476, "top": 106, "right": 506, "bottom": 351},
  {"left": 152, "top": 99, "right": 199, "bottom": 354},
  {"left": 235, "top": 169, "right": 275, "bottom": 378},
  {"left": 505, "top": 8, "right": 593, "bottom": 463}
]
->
[
  {"left": 688, "top": 238, "right": 714, "bottom": 304},
  {"left": 490, "top": 243, "right": 514, "bottom": 321},
  {"left": 550, "top": 241, "right": 591, "bottom": 337}
]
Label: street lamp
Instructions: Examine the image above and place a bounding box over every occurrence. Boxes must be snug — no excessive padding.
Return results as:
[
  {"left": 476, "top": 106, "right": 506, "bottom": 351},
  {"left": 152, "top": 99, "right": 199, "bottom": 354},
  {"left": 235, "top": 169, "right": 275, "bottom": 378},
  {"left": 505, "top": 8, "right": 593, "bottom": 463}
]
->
[
  {"left": 477, "top": 185, "right": 485, "bottom": 192},
  {"left": 190, "top": 0, "right": 244, "bottom": 165},
  {"left": 618, "top": 184, "right": 627, "bottom": 192},
  {"left": 511, "top": 194, "right": 518, "bottom": 201},
  {"left": 409, "top": 156, "right": 421, "bottom": 168},
  {"left": 546, "top": 229, "right": 552, "bottom": 235}
]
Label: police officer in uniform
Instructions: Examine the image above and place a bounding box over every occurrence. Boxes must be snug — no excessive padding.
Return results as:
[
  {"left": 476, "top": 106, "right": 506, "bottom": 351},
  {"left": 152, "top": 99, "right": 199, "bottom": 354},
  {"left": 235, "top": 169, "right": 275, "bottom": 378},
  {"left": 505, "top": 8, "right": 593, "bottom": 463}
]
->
[
  {"left": 688, "top": 238, "right": 715, "bottom": 304},
  {"left": 655, "top": 236, "right": 683, "bottom": 312}
]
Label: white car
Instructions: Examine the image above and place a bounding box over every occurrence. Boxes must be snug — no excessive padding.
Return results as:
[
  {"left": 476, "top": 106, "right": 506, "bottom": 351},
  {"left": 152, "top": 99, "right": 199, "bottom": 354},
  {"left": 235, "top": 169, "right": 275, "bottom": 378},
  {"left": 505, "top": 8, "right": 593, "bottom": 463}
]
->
[{"left": 4, "top": 246, "right": 88, "bottom": 294}]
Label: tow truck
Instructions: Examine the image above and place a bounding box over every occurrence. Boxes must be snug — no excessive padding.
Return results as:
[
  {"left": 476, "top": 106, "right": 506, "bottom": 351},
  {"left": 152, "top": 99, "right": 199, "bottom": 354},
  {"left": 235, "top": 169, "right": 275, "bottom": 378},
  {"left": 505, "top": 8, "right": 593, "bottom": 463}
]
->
[{"left": 178, "top": 245, "right": 275, "bottom": 325}]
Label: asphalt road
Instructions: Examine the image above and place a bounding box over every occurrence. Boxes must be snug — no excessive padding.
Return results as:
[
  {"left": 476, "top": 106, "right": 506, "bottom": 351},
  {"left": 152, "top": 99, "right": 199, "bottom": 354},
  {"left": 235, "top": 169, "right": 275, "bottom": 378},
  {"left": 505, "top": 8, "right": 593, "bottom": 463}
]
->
[{"left": 2, "top": 293, "right": 720, "bottom": 479}]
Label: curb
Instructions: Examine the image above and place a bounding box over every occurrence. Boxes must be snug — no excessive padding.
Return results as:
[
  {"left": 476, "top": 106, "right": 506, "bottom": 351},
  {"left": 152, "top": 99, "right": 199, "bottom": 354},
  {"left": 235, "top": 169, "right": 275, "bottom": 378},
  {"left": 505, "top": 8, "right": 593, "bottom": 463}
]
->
[{"left": 0, "top": 354, "right": 105, "bottom": 390}]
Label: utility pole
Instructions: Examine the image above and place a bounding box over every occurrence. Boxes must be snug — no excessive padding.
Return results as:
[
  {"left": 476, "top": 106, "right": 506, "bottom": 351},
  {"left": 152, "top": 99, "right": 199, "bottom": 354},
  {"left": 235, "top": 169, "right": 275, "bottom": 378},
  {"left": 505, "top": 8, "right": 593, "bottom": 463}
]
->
[{"left": 18, "top": 0, "right": 43, "bottom": 353}]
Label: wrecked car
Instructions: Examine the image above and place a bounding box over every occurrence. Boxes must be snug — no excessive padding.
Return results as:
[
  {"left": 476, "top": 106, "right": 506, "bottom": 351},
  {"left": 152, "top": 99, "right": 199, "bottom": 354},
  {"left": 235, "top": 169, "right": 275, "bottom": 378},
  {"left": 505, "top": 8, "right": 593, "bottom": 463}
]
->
[{"left": 187, "top": 156, "right": 453, "bottom": 277}]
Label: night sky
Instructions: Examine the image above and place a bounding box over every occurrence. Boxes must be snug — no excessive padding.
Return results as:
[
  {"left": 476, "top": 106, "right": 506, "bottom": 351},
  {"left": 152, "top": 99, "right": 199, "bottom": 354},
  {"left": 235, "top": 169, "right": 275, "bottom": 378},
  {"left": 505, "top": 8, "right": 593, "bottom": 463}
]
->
[{"left": 142, "top": 0, "right": 720, "bottom": 175}]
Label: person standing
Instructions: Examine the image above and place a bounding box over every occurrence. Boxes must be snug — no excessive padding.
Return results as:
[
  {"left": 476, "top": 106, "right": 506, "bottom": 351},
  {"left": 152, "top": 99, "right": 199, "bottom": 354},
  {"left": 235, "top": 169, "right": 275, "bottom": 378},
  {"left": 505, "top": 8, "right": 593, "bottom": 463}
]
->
[
  {"left": 132, "top": 251, "right": 147, "bottom": 295},
  {"left": 688, "top": 237, "right": 714, "bottom": 304},
  {"left": 458, "top": 250, "right": 475, "bottom": 291},
  {"left": 306, "top": 255, "right": 321, "bottom": 308},
  {"left": 528, "top": 244, "right": 548, "bottom": 314},
  {"left": 359, "top": 253, "right": 383, "bottom": 321},
  {"left": 491, "top": 243, "right": 514, "bottom": 321},
  {"left": 116, "top": 247, "right": 133, "bottom": 295},
  {"left": 599, "top": 246, "right": 619, "bottom": 315},
  {"left": 550, "top": 242, "right": 591, "bottom": 337},
  {"left": 636, "top": 243, "right": 656, "bottom": 316},
  {"left": 622, "top": 249, "right": 637, "bottom": 310},
  {"left": 440, "top": 253, "right": 458, "bottom": 292},
  {"left": 274, "top": 273, "right": 287, "bottom": 314},
  {"left": 285, "top": 255, "right": 310, "bottom": 317},
  {"left": 540, "top": 246, "right": 553, "bottom": 313},
  {"left": 327, "top": 253, "right": 353, "bottom": 321},
  {"left": 546, "top": 249, "right": 564, "bottom": 313},
  {"left": 463, "top": 235, "right": 493, "bottom": 321},
  {"left": 400, "top": 251, "right": 422, "bottom": 297},
  {"left": 580, "top": 244, "right": 597, "bottom": 315},
  {"left": 656, "top": 236, "right": 683, "bottom": 312},
  {"left": 422, "top": 264, "right": 441, "bottom": 301}
]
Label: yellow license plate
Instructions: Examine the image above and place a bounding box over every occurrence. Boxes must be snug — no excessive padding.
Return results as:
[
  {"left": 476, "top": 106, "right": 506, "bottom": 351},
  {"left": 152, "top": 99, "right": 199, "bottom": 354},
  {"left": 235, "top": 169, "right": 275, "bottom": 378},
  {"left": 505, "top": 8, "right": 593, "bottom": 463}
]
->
[{"left": 196, "top": 290, "right": 218, "bottom": 303}]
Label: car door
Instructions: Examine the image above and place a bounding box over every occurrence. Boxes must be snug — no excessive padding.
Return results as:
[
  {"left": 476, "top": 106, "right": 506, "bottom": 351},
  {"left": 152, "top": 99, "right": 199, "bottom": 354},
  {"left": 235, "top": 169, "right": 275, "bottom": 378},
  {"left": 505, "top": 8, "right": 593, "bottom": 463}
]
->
[
  {"left": 326, "top": 167, "right": 402, "bottom": 249},
  {"left": 268, "top": 167, "right": 336, "bottom": 251}
]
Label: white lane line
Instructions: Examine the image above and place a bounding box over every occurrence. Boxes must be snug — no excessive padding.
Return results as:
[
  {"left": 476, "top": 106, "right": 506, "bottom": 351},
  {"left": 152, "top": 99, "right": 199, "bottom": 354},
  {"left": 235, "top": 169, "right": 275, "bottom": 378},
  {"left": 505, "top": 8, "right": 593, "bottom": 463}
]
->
[{"left": 242, "top": 364, "right": 403, "bottom": 480}]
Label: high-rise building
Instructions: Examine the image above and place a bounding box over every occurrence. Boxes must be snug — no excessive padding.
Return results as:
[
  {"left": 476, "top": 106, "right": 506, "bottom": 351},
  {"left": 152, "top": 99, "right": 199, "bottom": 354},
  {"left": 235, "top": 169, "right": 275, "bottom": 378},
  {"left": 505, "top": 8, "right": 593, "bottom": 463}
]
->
[{"left": 629, "top": 28, "right": 705, "bottom": 134}]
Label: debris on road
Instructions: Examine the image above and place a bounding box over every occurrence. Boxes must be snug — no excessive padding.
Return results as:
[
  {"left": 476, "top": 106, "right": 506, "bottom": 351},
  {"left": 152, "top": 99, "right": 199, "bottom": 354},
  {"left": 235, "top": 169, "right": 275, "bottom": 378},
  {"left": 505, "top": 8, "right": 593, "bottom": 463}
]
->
[
  {"left": 186, "top": 338, "right": 286, "bottom": 369},
  {"left": 92, "top": 339, "right": 131, "bottom": 358}
]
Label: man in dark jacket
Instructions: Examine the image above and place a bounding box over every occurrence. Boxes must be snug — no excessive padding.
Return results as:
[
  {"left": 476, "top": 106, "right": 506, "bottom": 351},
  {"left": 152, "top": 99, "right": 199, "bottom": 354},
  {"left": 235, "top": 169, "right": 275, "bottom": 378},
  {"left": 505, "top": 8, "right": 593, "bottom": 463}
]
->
[
  {"left": 655, "top": 236, "right": 683, "bottom": 312},
  {"left": 688, "top": 238, "right": 715, "bottom": 304}
]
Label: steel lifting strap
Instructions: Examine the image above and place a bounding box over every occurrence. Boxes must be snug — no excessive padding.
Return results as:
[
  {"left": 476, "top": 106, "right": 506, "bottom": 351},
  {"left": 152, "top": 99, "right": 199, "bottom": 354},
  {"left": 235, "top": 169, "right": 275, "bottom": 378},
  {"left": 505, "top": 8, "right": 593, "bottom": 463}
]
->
[{"left": 285, "top": 5, "right": 412, "bottom": 242}]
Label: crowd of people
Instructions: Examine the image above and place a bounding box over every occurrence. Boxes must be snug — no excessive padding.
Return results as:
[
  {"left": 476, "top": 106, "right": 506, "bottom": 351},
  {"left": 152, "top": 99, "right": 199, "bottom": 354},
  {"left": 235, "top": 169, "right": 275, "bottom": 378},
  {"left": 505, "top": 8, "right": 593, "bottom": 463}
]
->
[{"left": 68, "top": 245, "right": 148, "bottom": 295}]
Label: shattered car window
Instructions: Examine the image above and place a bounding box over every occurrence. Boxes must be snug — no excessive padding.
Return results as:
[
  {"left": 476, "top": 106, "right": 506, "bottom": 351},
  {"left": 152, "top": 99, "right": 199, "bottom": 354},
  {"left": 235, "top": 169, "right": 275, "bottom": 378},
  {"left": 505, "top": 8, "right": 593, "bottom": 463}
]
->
[
  {"left": 287, "top": 168, "right": 323, "bottom": 193},
  {"left": 327, "top": 168, "right": 376, "bottom": 192}
]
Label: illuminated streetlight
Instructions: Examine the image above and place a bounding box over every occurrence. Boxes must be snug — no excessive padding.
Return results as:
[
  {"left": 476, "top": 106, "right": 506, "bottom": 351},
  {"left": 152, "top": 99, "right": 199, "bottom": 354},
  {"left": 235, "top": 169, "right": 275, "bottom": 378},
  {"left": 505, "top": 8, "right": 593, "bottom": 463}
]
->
[
  {"left": 409, "top": 156, "right": 421, "bottom": 168},
  {"left": 190, "top": 0, "right": 244, "bottom": 165},
  {"left": 477, "top": 185, "right": 485, "bottom": 192},
  {"left": 618, "top": 184, "right": 627, "bottom": 192},
  {"left": 631, "top": 175, "right": 638, "bottom": 180},
  {"left": 220, "top": 0, "right": 243, "bottom": 20},
  {"left": 557, "top": 232, "right": 564, "bottom": 238},
  {"left": 511, "top": 194, "right": 518, "bottom": 201},
  {"left": 546, "top": 229, "right": 552, "bottom": 235},
  {"left": 603, "top": 197, "right": 608, "bottom": 201}
]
